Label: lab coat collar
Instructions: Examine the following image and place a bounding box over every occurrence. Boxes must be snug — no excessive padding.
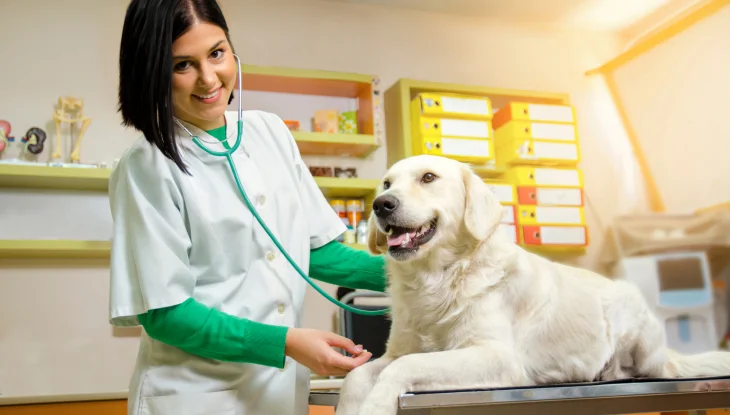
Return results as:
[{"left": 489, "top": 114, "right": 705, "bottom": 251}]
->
[{"left": 174, "top": 111, "right": 250, "bottom": 164}]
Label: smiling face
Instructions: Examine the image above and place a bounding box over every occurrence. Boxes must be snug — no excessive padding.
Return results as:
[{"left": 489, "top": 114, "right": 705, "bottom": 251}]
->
[
  {"left": 368, "top": 155, "right": 504, "bottom": 262},
  {"left": 171, "top": 22, "right": 236, "bottom": 131}
]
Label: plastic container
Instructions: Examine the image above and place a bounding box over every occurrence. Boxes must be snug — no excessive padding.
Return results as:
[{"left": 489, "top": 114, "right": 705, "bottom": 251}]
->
[
  {"left": 330, "top": 199, "right": 347, "bottom": 219},
  {"left": 356, "top": 220, "right": 368, "bottom": 245},
  {"left": 346, "top": 199, "right": 364, "bottom": 227},
  {"left": 343, "top": 225, "right": 356, "bottom": 244}
]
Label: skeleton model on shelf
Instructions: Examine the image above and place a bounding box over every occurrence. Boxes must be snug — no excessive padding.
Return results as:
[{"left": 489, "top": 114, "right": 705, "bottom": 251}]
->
[{"left": 52, "top": 96, "right": 92, "bottom": 163}]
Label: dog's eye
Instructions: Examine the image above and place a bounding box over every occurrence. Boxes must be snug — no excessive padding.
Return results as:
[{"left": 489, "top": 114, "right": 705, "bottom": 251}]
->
[
  {"left": 383, "top": 180, "right": 391, "bottom": 190},
  {"left": 422, "top": 173, "right": 436, "bottom": 183}
]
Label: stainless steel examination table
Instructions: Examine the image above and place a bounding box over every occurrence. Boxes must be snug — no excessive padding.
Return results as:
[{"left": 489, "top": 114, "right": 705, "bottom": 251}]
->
[{"left": 309, "top": 376, "right": 730, "bottom": 414}]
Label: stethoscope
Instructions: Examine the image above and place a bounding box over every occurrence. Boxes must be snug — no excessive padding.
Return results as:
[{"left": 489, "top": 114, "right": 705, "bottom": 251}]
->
[{"left": 174, "top": 54, "right": 389, "bottom": 316}]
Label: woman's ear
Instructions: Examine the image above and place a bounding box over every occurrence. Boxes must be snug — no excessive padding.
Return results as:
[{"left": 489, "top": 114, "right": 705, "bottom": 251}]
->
[
  {"left": 367, "top": 213, "right": 387, "bottom": 255},
  {"left": 461, "top": 166, "right": 503, "bottom": 242}
]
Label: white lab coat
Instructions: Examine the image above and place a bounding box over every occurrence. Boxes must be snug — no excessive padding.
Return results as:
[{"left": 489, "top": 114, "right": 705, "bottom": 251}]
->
[{"left": 108, "top": 110, "right": 347, "bottom": 415}]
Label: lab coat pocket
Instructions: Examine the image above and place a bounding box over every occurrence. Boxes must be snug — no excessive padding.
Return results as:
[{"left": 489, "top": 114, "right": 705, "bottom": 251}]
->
[{"left": 141, "top": 389, "right": 238, "bottom": 415}]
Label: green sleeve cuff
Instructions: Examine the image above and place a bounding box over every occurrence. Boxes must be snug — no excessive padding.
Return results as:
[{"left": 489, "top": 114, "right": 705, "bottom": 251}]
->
[
  {"left": 240, "top": 320, "right": 288, "bottom": 368},
  {"left": 138, "top": 298, "right": 288, "bottom": 368},
  {"left": 309, "top": 240, "right": 387, "bottom": 292}
]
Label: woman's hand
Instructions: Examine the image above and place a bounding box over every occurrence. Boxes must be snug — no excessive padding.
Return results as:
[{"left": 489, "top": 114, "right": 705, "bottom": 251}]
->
[{"left": 284, "top": 328, "right": 373, "bottom": 376}]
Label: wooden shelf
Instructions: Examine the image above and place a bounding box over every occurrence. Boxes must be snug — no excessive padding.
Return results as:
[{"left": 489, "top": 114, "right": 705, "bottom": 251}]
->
[
  {"left": 0, "top": 163, "right": 111, "bottom": 191},
  {"left": 313, "top": 177, "right": 380, "bottom": 198},
  {"left": 240, "top": 64, "right": 376, "bottom": 98},
  {"left": 238, "top": 64, "right": 383, "bottom": 158},
  {"left": 292, "top": 132, "right": 379, "bottom": 158},
  {"left": 0, "top": 164, "right": 380, "bottom": 197},
  {"left": 0, "top": 240, "right": 111, "bottom": 259}
]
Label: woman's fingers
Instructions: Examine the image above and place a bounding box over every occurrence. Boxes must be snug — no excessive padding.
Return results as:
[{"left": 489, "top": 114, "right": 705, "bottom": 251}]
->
[
  {"left": 326, "top": 332, "right": 363, "bottom": 356},
  {"left": 326, "top": 348, "right": 373, "bottom": 372}
]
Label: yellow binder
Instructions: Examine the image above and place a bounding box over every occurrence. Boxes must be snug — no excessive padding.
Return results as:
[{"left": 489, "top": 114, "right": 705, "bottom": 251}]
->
[
  {"left": 496, "top": 138, "right": 580, "bottom": 167},
  {"left": 484, "top": 180, "right": 516, "bottom": 205},
  {"left": 494, "top": 102, "right": 576, "bottom": 129},
  {"left": 520, "top": 225, "right": 588, "bottom": 247},
  {"left": 412, "top": 92, "right": 493, "bottom": 121},
  {"left": 412, "top": 116, "right": 492, "bottom": 139},
  {"left": 517, "top": 205, "right": 586, "bottom": 226},
  {"left": 495, "top": 120, "right": 578, "bottom": 142},
  {"left": 411, "top": 115, "right": 494, "bottom": 163},
  {"left": 504, "top": 166, "right": 584, "bottom": 188}
]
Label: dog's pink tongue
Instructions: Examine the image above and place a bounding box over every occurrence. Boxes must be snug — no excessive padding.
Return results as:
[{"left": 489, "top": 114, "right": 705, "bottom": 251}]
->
[
  {"left": 387, "top": 233, "right": 407, "bottom": 247},
  {"left": 387, "top": 231, "right": 417, "bottom": 247}
]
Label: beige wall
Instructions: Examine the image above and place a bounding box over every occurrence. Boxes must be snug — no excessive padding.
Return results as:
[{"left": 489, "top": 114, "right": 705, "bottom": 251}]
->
[
  {"left": 612, "top": 3, "right": 730, "bottom": 214},
  {"left": 0, "top": 0, "right": 635, "bottom": 397}
]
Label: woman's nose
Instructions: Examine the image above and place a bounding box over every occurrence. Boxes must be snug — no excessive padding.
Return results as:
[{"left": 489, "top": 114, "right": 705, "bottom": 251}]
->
[{"left": 198, "top": 63, "right": 217, "bottom": 87}]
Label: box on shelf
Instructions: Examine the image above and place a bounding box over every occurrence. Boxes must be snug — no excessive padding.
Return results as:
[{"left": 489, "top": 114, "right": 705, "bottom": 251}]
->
[
  {"left": 339, "top": 111, "right": 358, "bottom": 134},
  {"left": 284, "top": 119, "right": 301, "bottom": 131},
  {"left": 309, "top": 166, "right": 334, "bottom": 177},
  {"left": 313, "top": 109, "right": 339, "bottom": 134}
]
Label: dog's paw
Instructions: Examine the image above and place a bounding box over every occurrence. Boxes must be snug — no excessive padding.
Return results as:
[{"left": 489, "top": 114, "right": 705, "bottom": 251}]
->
[
  {"left": 335, "top": 387, "right": 366, "bottom": 415},
  {"left": 336, "top": 370, "right": 377, "bottom": 415},
  {"left": 356, "top": 381, "right": 403, "bottom": 415}
]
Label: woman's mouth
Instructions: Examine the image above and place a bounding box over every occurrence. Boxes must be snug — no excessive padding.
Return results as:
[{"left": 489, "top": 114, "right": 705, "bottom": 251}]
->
[{"left": 193, "top": 87, "right": 222, "bottom": 104}]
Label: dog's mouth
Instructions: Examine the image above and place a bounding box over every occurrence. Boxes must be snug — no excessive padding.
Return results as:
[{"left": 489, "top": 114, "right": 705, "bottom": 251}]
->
[{"left": 384, "top": 218, "right": 437, "bottom": 253}]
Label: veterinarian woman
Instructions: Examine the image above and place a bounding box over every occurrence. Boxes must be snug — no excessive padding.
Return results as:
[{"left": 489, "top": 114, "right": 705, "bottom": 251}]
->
[{"left": 108, "top": 1, "right": 387, "bottom": 414}]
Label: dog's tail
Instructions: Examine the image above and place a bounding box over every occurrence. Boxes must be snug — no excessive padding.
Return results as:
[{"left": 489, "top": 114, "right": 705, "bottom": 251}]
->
[{"left": 664, "top": 348, "right": 730, "bottom": 377}]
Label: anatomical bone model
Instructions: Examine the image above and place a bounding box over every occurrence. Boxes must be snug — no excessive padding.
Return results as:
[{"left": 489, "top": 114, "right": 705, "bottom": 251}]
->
[{"left": 52, "top": 96, "right": 92, "bottom": 163}]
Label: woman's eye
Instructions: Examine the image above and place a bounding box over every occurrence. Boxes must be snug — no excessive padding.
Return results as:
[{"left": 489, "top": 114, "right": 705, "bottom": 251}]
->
[
  {"left": 211, "top": 49, "right": 224, "bottom": 59},
  {"left": 174, "top": 61, "right": 191, "bottom": 71},
  {"left": 422, "top": 173, "right": 436, "bottom": 183}
]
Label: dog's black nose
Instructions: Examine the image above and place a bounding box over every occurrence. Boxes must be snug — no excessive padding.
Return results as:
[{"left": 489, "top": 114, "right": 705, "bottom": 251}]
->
[{"left": 372, "top": 194, "right": 399, "bottom": 218}]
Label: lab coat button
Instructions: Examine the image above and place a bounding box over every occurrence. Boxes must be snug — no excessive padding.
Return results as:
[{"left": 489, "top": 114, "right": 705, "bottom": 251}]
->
[
  {"left": 277, "top": 304, "right": 285, "bottom": 314},
  {"left": 266, "top": 251, "right": 275, "bottom": 261},
  {"left": 258, "top": 195, "right": 266, "bottom": 206}
]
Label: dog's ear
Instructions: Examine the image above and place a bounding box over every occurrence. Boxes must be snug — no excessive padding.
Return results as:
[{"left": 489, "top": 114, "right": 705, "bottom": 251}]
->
[
  {"left": 462, "top": 166, "right": 503, "bottom": 241},
  {"left": 367, "top": 212, "right": 387, "bottom": 255}
]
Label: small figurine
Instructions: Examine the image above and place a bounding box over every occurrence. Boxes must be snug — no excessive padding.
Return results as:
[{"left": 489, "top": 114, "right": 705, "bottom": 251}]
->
[
  {"left": 52, "top": 96, "right": 92, "bottom": 163},
  {"left": 21, "top": 127, "right": 47, "bottom": 156}
]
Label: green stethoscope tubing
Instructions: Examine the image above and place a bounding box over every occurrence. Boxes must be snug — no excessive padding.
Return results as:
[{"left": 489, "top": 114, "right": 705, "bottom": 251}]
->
[{"left": 180, "top": 56, "right": 389, "bottom": 316}]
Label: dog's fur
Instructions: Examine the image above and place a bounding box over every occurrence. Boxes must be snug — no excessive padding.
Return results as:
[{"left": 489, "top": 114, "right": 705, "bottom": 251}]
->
[{"left": 335, "top": 155, "right": 730, "bottom": 415}]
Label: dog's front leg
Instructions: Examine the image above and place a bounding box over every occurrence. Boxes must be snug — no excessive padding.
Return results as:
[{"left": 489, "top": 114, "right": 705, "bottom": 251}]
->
[
  {"left": 337, "top": 321, "right": 420, "bottom": 415},
  {"left": 357, "top": 343, "right": 528, "bottom": 415},
  {"left": 335, "top": 356, "right": 395, "bottom": 415}
]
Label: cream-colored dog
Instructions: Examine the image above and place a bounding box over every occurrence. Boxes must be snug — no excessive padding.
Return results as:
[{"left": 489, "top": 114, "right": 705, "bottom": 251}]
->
[{"left": 334, "top": 155, "right": 730, "bottom": 415}]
